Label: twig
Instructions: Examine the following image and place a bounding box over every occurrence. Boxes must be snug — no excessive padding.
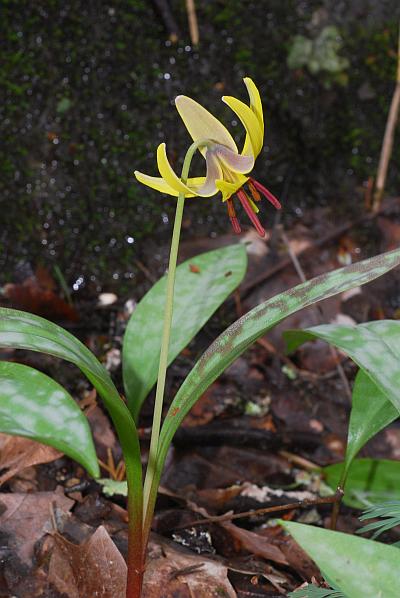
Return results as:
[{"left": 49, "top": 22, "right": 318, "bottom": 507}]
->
[
  {"left": 172, "top": 490, "right": 343, "bottom": 530},
  {"left": 185, "top": 0, "right": 199, "bottom": 46},
  {"left": 134, "top": 259, "right": 157, "bottom": 283},
  {"left": 240, "top": 196, "right": 400, "bottom": 298},
  {"left": 279, "top": 228, "right": 352, "bottom": 402},
  {"left": 373, "top": 23, "right": 400, "bottom": 211},
  {"left": 152, "top": 0, "right": 180, "bottom": 42}
]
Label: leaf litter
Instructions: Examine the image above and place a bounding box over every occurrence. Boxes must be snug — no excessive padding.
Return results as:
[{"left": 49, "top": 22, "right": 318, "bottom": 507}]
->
[{"left": 2, "top": 202, "right": 400, "bottom": 595}]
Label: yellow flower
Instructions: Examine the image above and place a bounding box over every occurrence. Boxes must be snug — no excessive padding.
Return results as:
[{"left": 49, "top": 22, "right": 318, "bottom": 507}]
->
[{"left": 134, "top": 78, "right": 280, "bottom": 237}]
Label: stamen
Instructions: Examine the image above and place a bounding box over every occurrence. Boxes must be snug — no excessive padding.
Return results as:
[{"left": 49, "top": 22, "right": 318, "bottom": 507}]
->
[
  {"left": 237, "top": 189, "right": 266, "bottom": 238},
  {"left": 226, "top": 198, "right": 242, "bottom": 234},
  {"left": 249, "top": 178, "right": 281, "bottom": 210},
  {"left": 248, "top": 180, "right": 261, "bottom": 202}
]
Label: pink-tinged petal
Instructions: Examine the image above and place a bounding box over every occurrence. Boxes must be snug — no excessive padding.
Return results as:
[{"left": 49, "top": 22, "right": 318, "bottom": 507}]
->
[
  {"left": 249, "top": 178, "right": 281, "bottom": 209},
  {"left": 215, "top": 145, "right": 254, "bottom": 174},
  {"left": 175, "top": 95, "right": 238, "bottom": 155},
  {"left": 195, "top": 151, "right": 222, "bottom": 197}
]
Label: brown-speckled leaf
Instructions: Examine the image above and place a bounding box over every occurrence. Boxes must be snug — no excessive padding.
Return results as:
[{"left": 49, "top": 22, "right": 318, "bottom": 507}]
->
[{"left": 150, "top": 249, "right": 400, "bottom": 519}]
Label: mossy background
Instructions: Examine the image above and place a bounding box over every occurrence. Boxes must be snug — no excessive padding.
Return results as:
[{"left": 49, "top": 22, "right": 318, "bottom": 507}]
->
[{"left": 1, "top": 0, "right": 400, "bottom": 294}]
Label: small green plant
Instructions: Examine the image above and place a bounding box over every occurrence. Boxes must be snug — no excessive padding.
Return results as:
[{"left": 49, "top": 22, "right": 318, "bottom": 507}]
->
[
  {"left": 289, "top": 583, "right": 346, "bottom": 597},
  {"left": 358, "top": 501, "right": 400, "bottom": 542},
  {"left": 2, "top": 79, "right": 400, "bottom": 596},
  {"left": 281, "top": 318, "right": 400, "bottom": 596}
]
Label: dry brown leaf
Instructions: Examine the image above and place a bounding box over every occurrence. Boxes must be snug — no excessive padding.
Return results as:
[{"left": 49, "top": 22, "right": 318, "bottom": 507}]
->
[
  {"left": 49, "top": 525, "right": 126, "bottom": 598},
  {"left": 220, "top": 521, "right": 288, "bottom": 566},
  {"left": 0, "top": 433, "right": 62, "bottom": 485},
  {"left": 143, "top": 535, "right": 236, "bottom": 597},
  {"left": 3, "top": 276, "right": 79, "bottom": 321},
  {"left": 87, "top": 405, "right": 119, "bottom": 463},
  {"left": 0, "top": 489, "right": 74, "bottom": 565}
]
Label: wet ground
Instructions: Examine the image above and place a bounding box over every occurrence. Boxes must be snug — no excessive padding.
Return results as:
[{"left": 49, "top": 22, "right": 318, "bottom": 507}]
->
[{"left": 1, "top": 0, "right": 400, "bottom": 298}]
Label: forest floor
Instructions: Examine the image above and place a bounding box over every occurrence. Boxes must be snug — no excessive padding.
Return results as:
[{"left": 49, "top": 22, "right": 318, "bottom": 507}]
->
[{"left": 1, "top": 197, "right": 400, "bottom": 597}]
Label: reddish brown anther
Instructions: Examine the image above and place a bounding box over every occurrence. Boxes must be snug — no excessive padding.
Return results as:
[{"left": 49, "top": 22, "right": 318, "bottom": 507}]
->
[
  {"left": 249, "top": 177, "right": 281, "bottom": 210},
  {"left": 226, "top": 198, "right": 242, "bottom": 234},
  {"left": 237, "top": 189, "right": 266, "bottom": 238}
]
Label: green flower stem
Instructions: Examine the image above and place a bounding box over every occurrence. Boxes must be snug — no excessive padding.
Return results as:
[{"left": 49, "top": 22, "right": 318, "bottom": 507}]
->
[{"left": 142, "top": 140, "right": 207, "bottom": 529}]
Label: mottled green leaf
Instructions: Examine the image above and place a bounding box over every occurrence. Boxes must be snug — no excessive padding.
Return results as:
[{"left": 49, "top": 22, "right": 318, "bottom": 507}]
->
[
  {"left": 0, "top": 361, "right": 99, "bottom": 477},
  {"left": 148, "top": 249, "right": 400, "bottom": 521},
  {"left": 324, "top": 459, "right": 400, "bottom": 508},
  {"left": 285, "top": 320, "right": 400, "bottom": 486},
  {"left": 346, "top": 370, "right": 397, "bottom": 471},
  {"left": 0, "top": 308, "right": 142, "bottom": 510},
  {"left": 123, "top": 244, "right": 247, "bottom": 419},
  {"left": 285, "top": 320, "right": 400, "bottom": 412},
  {"left": 281, "top": 520, "right": 400, "bottom": 598}
]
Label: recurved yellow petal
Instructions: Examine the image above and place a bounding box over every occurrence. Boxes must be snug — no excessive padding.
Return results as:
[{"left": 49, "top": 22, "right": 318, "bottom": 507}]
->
[
  {"left": 157, "top": 143, "right": 194, "bottom": 195},
  {"left": 175, "top": 95, "right": 238, "bottom": 155},
  {"left": 244, "top": 77, "right": 263, "bottom": 129},
  {"left": 222, "top": 95, "right": 263, "bottom": 158},
  {"left": 134, "top": 171, "right": 181, "bottom": 196},
  {"left": 134, "top": 170, "right": 206, "bottom": 197}
]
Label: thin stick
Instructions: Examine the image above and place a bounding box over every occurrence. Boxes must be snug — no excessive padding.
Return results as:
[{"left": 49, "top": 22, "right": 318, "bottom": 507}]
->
[
  {"left": 185, "top": 0, "right": 199, "bottom": 46},
  {"left": 240, "top": 196, "right": 400, "bottom": 298},
  {"left": 172, "top": 490, "right": 343, "bottom": 530},
  {"left": 373, "top": 23, "right": 400, "bottom": 211},
  {"left": 280, "top": 228, "right": 352, "bottom": 402}
]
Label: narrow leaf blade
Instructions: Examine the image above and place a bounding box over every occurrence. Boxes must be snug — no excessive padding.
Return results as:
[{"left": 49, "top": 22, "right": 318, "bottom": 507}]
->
[
  {"left": 346, "top": 370, "right": 397, "bottom": 469},
  {"left": 122, "top": 245, "right": 247, "bottom": 418},
  {"left": 158, "top": 249, "right": 400, "bottom": 477},
  {"left": 0, "top": 361, "right": 99, "bottom": 477},
  {"left": 0, "top": 308, "right": 142, "bottom": 505},
  {"left": 285, "top": 320, "right": 400, "bottom": 483}
]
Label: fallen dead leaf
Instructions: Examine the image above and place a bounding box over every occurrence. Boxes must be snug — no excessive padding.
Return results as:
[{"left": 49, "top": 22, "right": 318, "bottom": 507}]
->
[
  {"left": 87, "top": 405, "right": 119, "bottom": 463},
  {"left": 0, "top": 433, "right": 62, "bottom": 486},
  {"left": 0, "top": 489, "right": 74, "bottom": 565},
  {"left": 143, "top": 534, "right": 236, "bottom": 597},
  {"left": 3, "top": 275, "right": 79, "bottom": 321},
  {"left": 220, "top": 521, "right": 288, "bottom": 566},
  {"left": 49, "top": 525, "right": 126, "bottom": 598}
]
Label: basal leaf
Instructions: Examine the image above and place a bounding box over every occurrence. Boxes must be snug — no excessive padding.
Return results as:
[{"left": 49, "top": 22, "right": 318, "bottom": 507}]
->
[
  {"left": 282, "top": 520, "right": 400, "bottom": 598},
  {"left": 345, "top": 370, "right": 397, "bottom": 471},
  {"left": 0, "top": 308, "right": 142, "bottom": 511},
  {"left": 324, "top": 459, "right": 400, "bottom": 508},
  {"left": 284, "top": 320, "right": 400, "bottom": 485},
  {"left": 149, "top": 249, "right": 400, "bottom": 518},
  {"left": 284, "top": 320, "right": 400, "bottom": 412},
  {"left": 122, "top": 244, "right": 247, "bottom": 419},
  {"left": 0, "top": 361, "right": 99, "bottom": 477}
]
